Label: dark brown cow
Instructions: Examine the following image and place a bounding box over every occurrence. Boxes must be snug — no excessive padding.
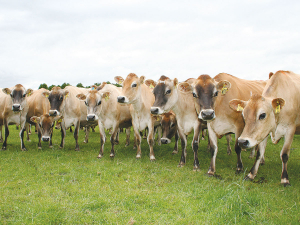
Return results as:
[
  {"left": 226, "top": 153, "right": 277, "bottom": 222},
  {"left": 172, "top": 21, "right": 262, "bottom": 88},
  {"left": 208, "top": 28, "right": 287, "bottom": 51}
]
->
[
  {"left": 160, "top": 111, "right": 179, "bottom": 154},
  {"left": 0, "top": 85, "right": 33, "bottom": 150},
  {"left": 179, "top": 73, "right": 267, "bottom": 175},
  {"left": 230, "top": 70, "right": 300, "bottom": 186}
]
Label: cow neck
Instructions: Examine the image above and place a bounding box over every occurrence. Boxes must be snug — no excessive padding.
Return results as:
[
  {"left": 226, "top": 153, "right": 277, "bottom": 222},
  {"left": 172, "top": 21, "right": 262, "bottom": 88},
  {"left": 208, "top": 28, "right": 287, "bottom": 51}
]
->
[{"left": 130, "top": 93, "right": 144, "bottom": 112}]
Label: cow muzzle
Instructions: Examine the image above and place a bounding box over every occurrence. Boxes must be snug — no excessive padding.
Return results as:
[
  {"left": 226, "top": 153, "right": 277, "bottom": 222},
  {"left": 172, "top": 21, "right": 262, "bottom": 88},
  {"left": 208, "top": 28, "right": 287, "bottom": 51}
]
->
[
  {"left": 42, "top": 136, "right": 50, "bottom": 142},
  {"left": 238, "top": 138, "right": 250, "bottom": 148},
  {"left": 117, "top": 96, "right": 129, "bottom": 104},
  {"left": 150, "top": 107, "right": 164, "bottom": 115},
  {"left": 87, "top": 114, "right": 96, "bottom": 121},
  {"left": 200, "top": 109, "right": 215, "bottom": 121},
  {"left": 161, "top": 138, "right": 171, "bottom": 144},
  {"left": 12, "top": 104, "right": 21, "bottom": 112},
  {"left": 49, "top": 110, "right": 60, "bottom": 117}
]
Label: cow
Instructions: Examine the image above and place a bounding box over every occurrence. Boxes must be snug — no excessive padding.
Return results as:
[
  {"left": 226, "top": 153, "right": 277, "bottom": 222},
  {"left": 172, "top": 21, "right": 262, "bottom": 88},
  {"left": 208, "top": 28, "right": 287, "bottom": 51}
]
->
[
  {"left": 229, "top": 70, "right": 300, "bottom": 186},
  {"left": 42, "top": 86, "right": 94, "bottom": 151},
  {"left": 115, "top": 73, "right": 161, "bottom": 161},
  {"left": 178, "top": 73, "right": 267, "bottom": 175},
  {"left": 76, "top": 83, "right": 133, "bottom": 158},
  {"left": 160, "top": 111, "right": 179, "bottom": 154},
  {"left": 150, "top": 76, "right": 202, "bottom": 170},
  {"left": 0, "top": 84, "right": 33, "bottom": 150}
]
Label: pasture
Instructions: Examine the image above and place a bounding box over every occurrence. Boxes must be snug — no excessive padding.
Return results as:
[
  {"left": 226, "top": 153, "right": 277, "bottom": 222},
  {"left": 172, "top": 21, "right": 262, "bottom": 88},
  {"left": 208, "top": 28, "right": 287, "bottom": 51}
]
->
[{"left": 0, "top": 125, "right": 300, "bottom": 224}]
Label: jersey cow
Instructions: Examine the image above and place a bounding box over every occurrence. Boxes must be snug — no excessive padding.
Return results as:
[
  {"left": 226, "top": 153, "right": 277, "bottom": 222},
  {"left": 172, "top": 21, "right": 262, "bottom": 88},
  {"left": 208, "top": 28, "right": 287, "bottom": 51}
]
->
[
  {"left": 230, "top": 70, "right": 300, "bottom": 186},
  {"left": 42, "top": 86, "right": 90, "bottom": 150},
  {"left": 179, "top": 73, "right": 267, "bottom": 175},
  {"left": 0, "top": 84, "right": 33, "bottom": 150},
  {"left": 150, "top": 76, "right": 202, "bottom": 170},
  {"left": 115, "top": 73, "right": 160, "bottom": 161},
  {"left": 76, "top": 83, "right": 132, "bottom": 158}
]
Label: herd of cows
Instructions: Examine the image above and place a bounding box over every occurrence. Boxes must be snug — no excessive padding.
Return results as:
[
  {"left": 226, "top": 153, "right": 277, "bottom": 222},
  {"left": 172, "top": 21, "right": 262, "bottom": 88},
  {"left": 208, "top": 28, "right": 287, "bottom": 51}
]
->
[{"left": 0, "top": 70, "right": 299, "bottom": 186}]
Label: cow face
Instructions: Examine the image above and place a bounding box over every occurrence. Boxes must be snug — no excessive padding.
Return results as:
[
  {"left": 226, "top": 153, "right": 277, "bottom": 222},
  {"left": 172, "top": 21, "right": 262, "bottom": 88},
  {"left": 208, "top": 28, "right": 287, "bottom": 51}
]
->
[
  {"left": 3, "top": 84, "right": 33, "bottom": 112},
  {"left": 160, "top": 112, "right": 177, "bottom": 144},
  {"left": 30, "top": 115, "right": 60, "bottom": 142},
  {"left": 115, "top": 73, "right": 145, "bottom": 104},
  {"left": 178, "top": 75, "right": 231, "bottom": 121},
  {"left": 76, "top": 90, "right": 110, "bottom": 122},
  {"left": 42, "top": 87, "right": 69, "bottom": 117},
  {"left": 150, "top": 76, "right": 178, "bottom": 115},
  {"left": 229, "top": 94, "right": 285, "bottom": 148}
]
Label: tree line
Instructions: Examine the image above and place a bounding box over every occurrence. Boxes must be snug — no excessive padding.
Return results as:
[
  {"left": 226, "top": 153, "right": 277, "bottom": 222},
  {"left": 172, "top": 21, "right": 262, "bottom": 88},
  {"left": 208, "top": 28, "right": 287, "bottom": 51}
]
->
[{"left": 38, "top": 81, "right": 121, "bottom": 90}]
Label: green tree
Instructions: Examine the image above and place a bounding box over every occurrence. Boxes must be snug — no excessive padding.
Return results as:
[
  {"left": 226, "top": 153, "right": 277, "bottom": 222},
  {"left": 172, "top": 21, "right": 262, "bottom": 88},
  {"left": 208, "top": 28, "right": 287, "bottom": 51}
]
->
[
  {"left": 61, "top": 82, "right": 71, "bottom": 89},
  {"left": 38, "top": 83, "right": 48, "bottom": 90},
  {"left": 48, "top": 85, "right": 56, "bottom": 91},
  {"left": 76, "top": 83, "right": 84, "bottom": 88}
]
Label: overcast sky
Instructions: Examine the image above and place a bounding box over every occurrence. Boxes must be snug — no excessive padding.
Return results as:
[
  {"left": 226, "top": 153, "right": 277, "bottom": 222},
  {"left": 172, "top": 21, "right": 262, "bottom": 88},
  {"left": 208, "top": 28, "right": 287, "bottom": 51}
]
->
[{"left": 1, "top": 0, "right": 300, "bottom": 90}]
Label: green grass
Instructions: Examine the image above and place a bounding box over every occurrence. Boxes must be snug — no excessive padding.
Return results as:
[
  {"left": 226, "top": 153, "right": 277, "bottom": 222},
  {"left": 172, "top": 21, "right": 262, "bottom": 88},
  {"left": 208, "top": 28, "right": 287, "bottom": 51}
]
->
[{"left": 1, "top": 126, "right": 300, "bottom": 224}]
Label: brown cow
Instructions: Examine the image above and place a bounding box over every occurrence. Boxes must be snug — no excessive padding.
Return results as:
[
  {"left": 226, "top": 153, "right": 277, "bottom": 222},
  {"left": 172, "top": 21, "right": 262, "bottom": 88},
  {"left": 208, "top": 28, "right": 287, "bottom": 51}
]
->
[
  {"left": 76, "top": 83, "right": 133, "bottom": 158},
  {"left": 150, "top": 76, "right": 202, "bottom": 170},
  {"left": 160, "top": 111, "right": 179, "bottom": 154},
  {"left": 230, "top": 70, "right": 300, "bottom": 186},
  {"left": 0, "top": 84, "right": 33, "bottom": 150},
  {"left": 115, "top": 73, "right": 161, "bottom": 161},
  {"left": 178, "top": 73, "right": 267, "bottom": 175}
]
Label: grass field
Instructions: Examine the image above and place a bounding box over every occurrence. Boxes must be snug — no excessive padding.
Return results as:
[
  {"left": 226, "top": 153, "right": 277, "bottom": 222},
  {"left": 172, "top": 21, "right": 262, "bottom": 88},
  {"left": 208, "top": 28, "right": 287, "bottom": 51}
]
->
[{"left": 0, "top": 125, "right": 300, "bottom": 224}]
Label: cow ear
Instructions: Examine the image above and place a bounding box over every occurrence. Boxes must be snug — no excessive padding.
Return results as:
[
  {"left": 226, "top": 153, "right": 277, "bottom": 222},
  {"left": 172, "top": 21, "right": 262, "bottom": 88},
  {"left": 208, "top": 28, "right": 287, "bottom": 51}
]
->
[
  {"left": 173, "top": 78, "right": 178, "bottom": 87},
  {"left": 76, "top": 93, "right": 86, "bottom": 101},
  {"left": 102, "top": 92, "right": 110, "bottom": 101},
  {"left": 269, "top": 72, "right": 274, "bottom": 79},
  {"left": 26, "top": 89, "right": 33, "bottom": 97},
  {"left": 229, "top": 99, "right": 247, "bottom": 112},
  {"left": 216, "top": 80, "right": 231, "bottom": 95},
  {"left": 64, "top": 90, "right": 69, "bottom": 98},
  {"left": 2, "top": 88, "right": 11, "bottom": 95},
  {"left": 139, "top": 76, "right": 145, "bottom": 84},
  {"left": 178, "top": 82, "right": 192, "bottom": 93},
  {"left": 42, "top": 90, "right": 50, "bottom": 98},
  {"left": 30, "top": 116, "right": 40, "bottom": 124},
  {"left": 145, "top": 79, "right": 156, "bottom": 90},
  {"left": 96, "top": 82, "right": 107, "bottom": 91},
  {"left": 272, "top": 98, "right": 285, "bottom": 114},
  {"left": 114, "top": 76, "right": 124, "bottom": 86}
]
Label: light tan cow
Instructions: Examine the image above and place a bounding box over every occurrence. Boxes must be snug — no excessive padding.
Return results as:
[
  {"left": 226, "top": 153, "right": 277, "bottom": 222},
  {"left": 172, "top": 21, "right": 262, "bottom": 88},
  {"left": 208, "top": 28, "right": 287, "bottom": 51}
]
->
[
  {"left": 230, "top": 70, "right": 300, "bottom": 186},
  {"left": 0, "top": 84, "right": 33, "bottom": 150},
  {"left": 150, "top": 76, "right": 202, "bottom": 170},
  {"left": 178, "top": 73, "right": 267, "bottom": 175},
  {"left": 76, "top": 83, "right": 133, "bottom": 158},
  {"left": 42, "top": 86, "right": 94, "bottom": 150},
  {"left": 115, "top": 73, "right": 161, "bottom": 161}
]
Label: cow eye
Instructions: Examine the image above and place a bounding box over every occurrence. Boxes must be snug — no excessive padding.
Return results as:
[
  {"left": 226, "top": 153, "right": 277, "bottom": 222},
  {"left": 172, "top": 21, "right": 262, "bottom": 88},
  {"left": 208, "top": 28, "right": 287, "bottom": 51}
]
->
[
  {"left": 165, "top": 90, "right": 171, "bottom": 95},
  {"left": 171, "top": 123, "right": 175, "bottom": 128},
  {"left": 213, "top": 91, "right": 218, "bottom": 97},
  {"left": 132, "top": 83, "right": 137, "bottom": 88},
  {"left": 59, "top": 96, "right": 63, "bottom": 101},
  {"left": 259, "top": 113, "right": 266, "bottom": 120},
  {"left": 85, "top": 101, "right": 89, "bottom": 106},
  {"left": 193, "top": 92, "right": 197, "bottom": 98},
  {"left": 23, "top": 94, "right": 26, "bottom": 98},
  {"left": 97, "top": 100, "right": 101, "bottom": 106}
]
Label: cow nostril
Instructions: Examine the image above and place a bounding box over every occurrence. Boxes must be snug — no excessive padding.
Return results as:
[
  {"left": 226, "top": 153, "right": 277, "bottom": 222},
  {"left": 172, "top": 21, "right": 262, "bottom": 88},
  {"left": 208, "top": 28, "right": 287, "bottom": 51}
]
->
[
  {"left": 117, "top": 96, "right": 125, "bottom": 103},
  {"left": 238, "top": 139, "right": 249, "bottom": 148},
  {"left": 42, "top": 137, "right": 50, "bottom": 142},
  {"left": 150, "top": 108, "right": 159, "bottom": 114},
  {"left": 87, "top": 115, "right": 95, "bottom": 121},
  {"left": 161, "top": 139, "right": 168, "bottom": 144}
]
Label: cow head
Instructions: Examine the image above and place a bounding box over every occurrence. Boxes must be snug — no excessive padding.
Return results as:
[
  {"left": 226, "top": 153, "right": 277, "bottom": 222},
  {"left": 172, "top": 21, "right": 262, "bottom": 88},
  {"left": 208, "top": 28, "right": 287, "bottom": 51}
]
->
[
  {"left": 30, "top": 114, "right": 61, "bottom": 142},
  {"left": 42, "top": 87, "right": 69, "bottom": 117},
  {"left": 3, "top": 84, "right": 33, "bottom": 112},
  {"left": 150, "top": 76, "right": 178, "bottom": 115},
  {"left": 178, "top": 75, "right": 231, "bottom": 121},
  {"left": 229, "top": 94, "right": 285, "bottom": 148},
  {"left": 115, "top": 73, "right": 145, "bottom": 104},
  {"left": 160, "top": 111, "right": 177, "bottom": 144},
  {"left": 76, "top": 90, "right": 110, "bottom": 122}
]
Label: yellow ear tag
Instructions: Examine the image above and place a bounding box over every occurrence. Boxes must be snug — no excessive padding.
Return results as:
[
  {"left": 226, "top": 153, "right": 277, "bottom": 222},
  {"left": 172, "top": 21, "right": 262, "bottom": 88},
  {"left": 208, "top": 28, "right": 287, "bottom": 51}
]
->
[
  {"left": 45, "top": 93, "right": 49, "bottom": 98},
  {"left": 65, "top": 93, "right": 69, "bottom": 98},
  {"left": 221, "top": 84, "right": 228, "bottom": 95},
  {"left": 27, "top": 92, "right": 32, "bottom": 97},
  {"left": 33, "top": 118, "right": 37, "bottom": 123},
  {"left": 57, "top": 119, "right": 62, "bottom": 123},
  {"left": 105, "top": 95, "right": 109, "bottom": 101},
  {"left": 118, "top": 80, "right": 122, "bottom": 85},
  {"left": 237, "top": 104, "right": 244, "bottom": 112},
  {"left": 156, "top": 116, "right": 160, "bottom": 122},
  {"left": 149, "top": 84, "right": 154, "bottom": 89},
  {"left": 275, "top": 101, "right": 280, "bottom": 114}
]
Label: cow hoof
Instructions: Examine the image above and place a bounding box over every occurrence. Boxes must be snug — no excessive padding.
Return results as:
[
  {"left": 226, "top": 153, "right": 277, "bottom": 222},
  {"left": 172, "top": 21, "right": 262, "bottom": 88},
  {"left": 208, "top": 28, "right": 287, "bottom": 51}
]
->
[
  {"left": 97, "top": 154, "right": 103, "bottom": 158},
  {"left": 83, "top": 140, "right": 88, "bottom": 144},
  {"left": 133, "top": 146, "right": 137, "bottom": 149},
  {"left": 282, "top": 182, "right": 291, "bottom": 187},
  {"left": 236, "top": 168, "right": 243, "bottom": 174},
  {"left": 207, "top": 171, "right": 215, "bottom": 177},
  {"left": 227, "top": 150, "right": 231, "bottom": 155},
  {"left": 38, "top": 147, "right": 42, "bottom": 150},
  {"left": 136, "top": 154, "right": 141, "bottom": 159},
  {"left": 110, "top": 153, "right": 115, "bottom": 158},
  {"left": 177, "top": 162, "right": 185, "bottom": 167},
  {"left": 49, "top": 145, "right": 53, "bottom": 148},
  {"left": 125, "top": 143, "right": 129, "bottom": 147},
  {"left": 244, "top": 175, "right": 254, "bottom": 181},
  {"left": 1, "top": 147, "right": 6, "bottom": 151},
  {"left": 172, "top": 150, "right": 178, "bottom": 154},
  {"left": 193, "top": 167, "right": 200, "bottom": 172},
  {"left": 114, "top": 141, "right": 119, "bottom": 145},
  {"left": 201, "top": 137, "right": 205, "bottom": 141},
  {"left": 22, "top": 148, "right": 27, "bottom": 151},
  {"left": 157, "top": 142, "right": 161, "bottom": 146},
  {"left": 150, "top": 155, "right": 155, "bottom": 161}
]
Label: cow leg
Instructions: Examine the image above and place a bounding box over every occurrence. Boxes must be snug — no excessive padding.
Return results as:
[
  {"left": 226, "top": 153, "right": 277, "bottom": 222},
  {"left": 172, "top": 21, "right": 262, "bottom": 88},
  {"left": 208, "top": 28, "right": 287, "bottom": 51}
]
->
[
  {"left": 19, "top": 122, "right": 27, "bottom": 151},
  {"left": 26, "top": 123, "right": 30, "bottom": 141},
  {"left": 207, "top": 124, "right": 218, "bottom": 176},
  {"left": 143, "top": 127, "right": 148, "bottom": 139},
  {"left": 110, "top": 125, "right": 119, "bottom": 158},
  {"left": 192, "top": 121, "right": 201, "bottom": 171},
  {"left": 84, "top": 126, "right": 89, "bottom": 143},
  {"left": 37, "top": 128, "right": 42, "bottom": 149},
  {"left": 74, "top": 121, "right": 80, "bottom": 151},
  {"left": 225, "top": 134, "right": 232, "bottom": 155},
  {"left": 60, "top": 122, "right": 66, "bottom": 148},
  {"left": 125, "top": 128, "right": 131, "bottom": 147},
  {"left": 2, "top": 122, "right": 9, "bottom": 150},
  {"left": 245, "top": 137, "right": 268, "bottom": 181},
  {"left": 234, "top": 129, "right": 244, "bottom": 173},
  {"left": 178, "top": 128, "right": 187, "bottom": 167},
  {"left": 172, "top": 130, "right": 179, "bottom": 154},
  {"left": 49, "top": 130, "right": 53, "bottom": 148},
  {"left": 114, "top": 129, "right": 119, "bottom": 145},
  {"left": 97, "top": 121, "right": 106, "bottom": 158},
  {"left": 135, "top": 130, "right": 142, "bottom": 159},
  {"left": 249, "top": 146, "right": 256, "bottom": 159},
  {"left": 148, "top": 122, "right": 155, "bottom": 161},
  {"left": 156, "top": 126, "right": 162, "bottom": 146},
  {"left": 0, "top": 125, "right": 3, "bottom": 143},
  {"left": 92, "top": 126, "right": 95, "bottom": 132}
]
